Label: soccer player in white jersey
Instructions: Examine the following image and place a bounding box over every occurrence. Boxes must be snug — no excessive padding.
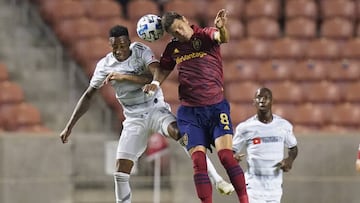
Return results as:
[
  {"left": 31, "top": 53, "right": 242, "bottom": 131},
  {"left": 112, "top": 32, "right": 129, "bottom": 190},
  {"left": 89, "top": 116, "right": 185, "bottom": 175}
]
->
[
  {"left": 59, "top": 25, "right": 233, "bottom": 203},
  {"left": 232, "top": 87, "right": 298, "bottom": 203}
]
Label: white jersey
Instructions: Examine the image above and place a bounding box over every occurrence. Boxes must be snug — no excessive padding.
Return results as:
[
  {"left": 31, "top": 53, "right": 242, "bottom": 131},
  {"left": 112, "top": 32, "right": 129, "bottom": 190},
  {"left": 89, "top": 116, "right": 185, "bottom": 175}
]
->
[
  {"left": 90, "top": 42, "right": 166, "bottom": 117},
  {"left": 233, "top": 114, "right": 297, "bottom": 176},
  {"left": 233, "top": 114, "right": 297, "bottom": 202}
]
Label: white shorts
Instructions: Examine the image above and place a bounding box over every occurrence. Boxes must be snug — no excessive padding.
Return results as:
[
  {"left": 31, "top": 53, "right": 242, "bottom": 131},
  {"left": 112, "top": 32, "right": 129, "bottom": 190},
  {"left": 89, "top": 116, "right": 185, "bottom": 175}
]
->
[
  {"left": 248, "top": 196, "right": 280, "bottom": 203},
  {"left": 246, "top": 173, "right": 283, "bottom": 203},
  {"left": 116, "top": 106, "right": 176, "bottom": 162}
]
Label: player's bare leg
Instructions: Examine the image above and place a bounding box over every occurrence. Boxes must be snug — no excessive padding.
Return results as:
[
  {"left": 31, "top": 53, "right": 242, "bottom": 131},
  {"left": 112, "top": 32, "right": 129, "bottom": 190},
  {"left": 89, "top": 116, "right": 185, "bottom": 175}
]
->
[
  {"left": 114, "top": 159, "right": 133, "bottom": 203},
  {"left": 168, "top": 122, "right": 234, "bottom": 195}
]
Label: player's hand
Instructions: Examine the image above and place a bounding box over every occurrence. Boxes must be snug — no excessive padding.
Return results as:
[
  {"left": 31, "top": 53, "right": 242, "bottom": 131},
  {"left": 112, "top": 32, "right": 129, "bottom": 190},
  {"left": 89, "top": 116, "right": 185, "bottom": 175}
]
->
[
  {"left": 214, "top": 9, "right": 227, "bottom": 29},
  {"left": 60, "top": 127, "right": 72, "bottom": 144},
  {"left": 274, "top": 158, "right": 293, "bottom": 172},
  {"left": 142, "top": 83, "right": 158, "bottom": 96},
  {"left": 103, "top": 72, "right": 126, "bottom": 85},
  {"left": 234, "top": 153, "right": 245, "bottom": 162}
]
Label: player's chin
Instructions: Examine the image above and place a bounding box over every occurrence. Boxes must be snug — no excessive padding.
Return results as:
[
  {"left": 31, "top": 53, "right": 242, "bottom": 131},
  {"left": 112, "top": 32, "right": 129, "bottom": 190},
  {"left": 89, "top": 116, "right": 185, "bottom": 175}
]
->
[{"left": 258, "top": 107, "right": 268, "bottom": 112}]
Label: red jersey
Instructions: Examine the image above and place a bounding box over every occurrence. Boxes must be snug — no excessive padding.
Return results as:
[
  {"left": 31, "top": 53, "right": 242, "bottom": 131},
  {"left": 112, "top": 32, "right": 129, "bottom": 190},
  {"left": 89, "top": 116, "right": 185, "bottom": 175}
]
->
[{"left": 160, "top": 25, "right": 225, "bottom": 106}]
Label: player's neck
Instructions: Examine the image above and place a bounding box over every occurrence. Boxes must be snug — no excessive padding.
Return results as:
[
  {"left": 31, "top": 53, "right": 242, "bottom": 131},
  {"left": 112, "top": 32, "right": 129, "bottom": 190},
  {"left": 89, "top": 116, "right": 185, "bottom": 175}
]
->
[{"left": 257, "top": 112, "right": 273, "bottom": 124}]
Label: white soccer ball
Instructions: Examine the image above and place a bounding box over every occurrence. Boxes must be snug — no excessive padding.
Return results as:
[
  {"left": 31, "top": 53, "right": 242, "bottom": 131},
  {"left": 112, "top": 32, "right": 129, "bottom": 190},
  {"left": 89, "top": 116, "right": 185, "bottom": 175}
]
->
[{"left": 136, "top": 14, "right": 164, "bottom": 42}]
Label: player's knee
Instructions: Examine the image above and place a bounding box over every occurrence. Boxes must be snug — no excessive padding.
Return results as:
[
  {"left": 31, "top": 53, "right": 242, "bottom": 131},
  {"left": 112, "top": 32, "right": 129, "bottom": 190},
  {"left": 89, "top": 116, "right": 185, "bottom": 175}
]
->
[
  {"left": 116, "top": 159, "right": 134, "bottom": 174},
  {"left": 167, "top": 122, "right": 181, "bottom": 141},
  {"left": 191, "top": 151, "right": 207, "bottom": 173},
  {"left": 218, "top": 149, "right": 238, "bottom": 168}
]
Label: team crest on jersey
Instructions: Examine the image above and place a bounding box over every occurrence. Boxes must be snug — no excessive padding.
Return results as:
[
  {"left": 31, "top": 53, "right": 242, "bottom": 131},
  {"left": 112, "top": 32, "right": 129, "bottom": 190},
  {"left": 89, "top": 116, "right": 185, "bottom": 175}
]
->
[
  {"left": 252, "top": 137, "right": 261, "bottom": 145},
  {"left": 179, "top": 133, "right": 188, "bottom": 146},
  {"left": 192, "top": 38, "right": 201, "bottom": 51}
]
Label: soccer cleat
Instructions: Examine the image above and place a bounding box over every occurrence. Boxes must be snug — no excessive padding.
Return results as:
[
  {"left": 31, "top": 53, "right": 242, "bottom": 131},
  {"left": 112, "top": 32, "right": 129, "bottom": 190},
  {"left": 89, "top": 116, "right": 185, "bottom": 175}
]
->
[{"left": 215, "top": 180, "right": 235, "bottom": 195}]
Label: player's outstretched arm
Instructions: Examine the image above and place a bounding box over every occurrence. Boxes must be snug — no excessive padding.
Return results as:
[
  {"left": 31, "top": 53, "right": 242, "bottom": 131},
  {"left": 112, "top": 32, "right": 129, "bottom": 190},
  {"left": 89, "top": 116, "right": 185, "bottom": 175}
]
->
[{"left": 60, "top": 86, "right": 97, "bottom": 144}]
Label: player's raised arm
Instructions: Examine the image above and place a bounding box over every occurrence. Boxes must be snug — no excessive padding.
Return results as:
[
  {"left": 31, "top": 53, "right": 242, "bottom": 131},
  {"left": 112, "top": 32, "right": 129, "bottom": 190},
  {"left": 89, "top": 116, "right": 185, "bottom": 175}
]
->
[{"left": 214, "top": 9, "right": 229, "bottom": 43}]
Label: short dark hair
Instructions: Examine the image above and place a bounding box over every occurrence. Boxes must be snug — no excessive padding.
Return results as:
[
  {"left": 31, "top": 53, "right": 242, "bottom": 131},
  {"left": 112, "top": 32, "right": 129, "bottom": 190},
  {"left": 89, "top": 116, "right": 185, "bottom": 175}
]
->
[
  {"left": 109, "top": 25, "right": 129, "bottom": 38},
  {"left": 161, "top": 11, "right": 183, "bottom": 32},
  {"left": 256, "top": 87, "right": 273, "bottom": 99}
]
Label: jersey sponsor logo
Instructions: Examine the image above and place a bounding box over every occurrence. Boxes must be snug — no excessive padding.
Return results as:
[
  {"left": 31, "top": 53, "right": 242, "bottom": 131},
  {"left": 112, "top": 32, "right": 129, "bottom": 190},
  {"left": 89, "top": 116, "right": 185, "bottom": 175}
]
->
[
  {"left": 261, "top": 136, "right": 283, "bottom": 143},
  {"left": 175, "top": 52, "right": 207, "bottom": 64},
  {"left": 252, "top": 137, "right": 261, "bottom": 144},
  {"left": 252, "top": 136, "right": 283, "bottom": 145}
]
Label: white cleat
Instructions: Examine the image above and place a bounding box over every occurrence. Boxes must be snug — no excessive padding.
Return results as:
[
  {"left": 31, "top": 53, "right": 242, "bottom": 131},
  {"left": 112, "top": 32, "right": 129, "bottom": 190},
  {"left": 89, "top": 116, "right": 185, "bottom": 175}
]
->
[{"left": 215, "top": 180, "right": 235, "bottom": 195}]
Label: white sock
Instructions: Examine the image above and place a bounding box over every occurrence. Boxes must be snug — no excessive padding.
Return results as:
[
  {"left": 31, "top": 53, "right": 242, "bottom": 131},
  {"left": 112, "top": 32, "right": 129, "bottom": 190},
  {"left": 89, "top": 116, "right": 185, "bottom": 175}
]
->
[
  {"left": 178, "top": 141, "right": 223, "bottom": 185},
  {"left": 114, "top": 172, "right": 132, "bottom": 203},
  {"left": 206, "top": 156, "right": 223, "bottom": 184}
]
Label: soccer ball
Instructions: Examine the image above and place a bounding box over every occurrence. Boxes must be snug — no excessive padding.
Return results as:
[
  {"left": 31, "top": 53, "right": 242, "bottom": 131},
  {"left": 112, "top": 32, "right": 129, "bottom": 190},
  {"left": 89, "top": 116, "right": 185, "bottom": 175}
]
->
[{"left": 136, "top": 14, "right": 164, "bottom": 42}]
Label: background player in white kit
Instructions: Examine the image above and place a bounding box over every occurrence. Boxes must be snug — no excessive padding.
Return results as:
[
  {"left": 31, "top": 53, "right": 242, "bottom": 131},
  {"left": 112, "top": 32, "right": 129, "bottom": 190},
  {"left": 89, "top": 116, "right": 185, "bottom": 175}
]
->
[
  {"left": 59, "top": 25, "right": 233, "bottom": 203},
  {"left": 232, "top": 87, "right": 298, "bottom": 203}
]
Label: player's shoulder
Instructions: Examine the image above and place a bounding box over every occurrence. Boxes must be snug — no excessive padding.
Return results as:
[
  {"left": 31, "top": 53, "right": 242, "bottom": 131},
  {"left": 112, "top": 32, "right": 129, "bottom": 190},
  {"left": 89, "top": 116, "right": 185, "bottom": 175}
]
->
[
  {"left": 193, "top": 24, "right": 216, "bottom": 33},
  {"left": 161, "top": 38, "right": 179, "bottom": 57},
  {"left": 170, "top": 37, "right": 178, "bottom": 42},
  {"left": 203, "top": 26, "right": 218, "bottom": 33},
  {"left": 130, "top": 41, "right": 156, "bottom": 59},
  {"left": 234, "top": 116, "right": 257, "bottom": 138},
  {"left": 273, "top": 114, "right": 293, "bottom": 128},
  {"left": 131, "top": 41, "right": 151, "bottom": 52},
  {"left": 165, "top": 37, "right": 179, "bottom": 47},
  {"left": 96, "top": 52, "right": 113, "bottom": 67},
  {"left": 194, "top": 25, "right": 217, "bottom": 39},
  {"left": 235, "top": 115, "right": 257, "bottom": 129}
]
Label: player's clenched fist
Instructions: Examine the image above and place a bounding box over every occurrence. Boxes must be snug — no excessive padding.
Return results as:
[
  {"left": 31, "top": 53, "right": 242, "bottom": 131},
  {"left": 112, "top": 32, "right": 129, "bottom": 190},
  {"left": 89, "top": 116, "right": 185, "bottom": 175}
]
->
[{"left": 60, "top": 128, "right": 71, "bottom": 144}]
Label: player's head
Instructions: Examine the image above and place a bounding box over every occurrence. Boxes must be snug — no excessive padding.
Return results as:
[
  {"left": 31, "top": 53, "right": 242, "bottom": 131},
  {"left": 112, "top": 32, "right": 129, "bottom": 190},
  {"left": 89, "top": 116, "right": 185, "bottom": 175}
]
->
[
  {"left": 109, "top": 25, "right": 131, "bottom": 61},
  {"left": 162, "top": 11, "right": 193, "bottom": 42},
  {"left": 253, "top": 87, "right": 273, "bottom": 112}
]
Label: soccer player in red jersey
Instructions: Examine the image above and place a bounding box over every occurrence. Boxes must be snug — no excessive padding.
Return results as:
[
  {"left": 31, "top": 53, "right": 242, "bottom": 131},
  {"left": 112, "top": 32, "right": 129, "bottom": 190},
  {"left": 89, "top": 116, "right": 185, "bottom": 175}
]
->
[{"left": 143, "top": 9, "right": 248, "bottom": 203}]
